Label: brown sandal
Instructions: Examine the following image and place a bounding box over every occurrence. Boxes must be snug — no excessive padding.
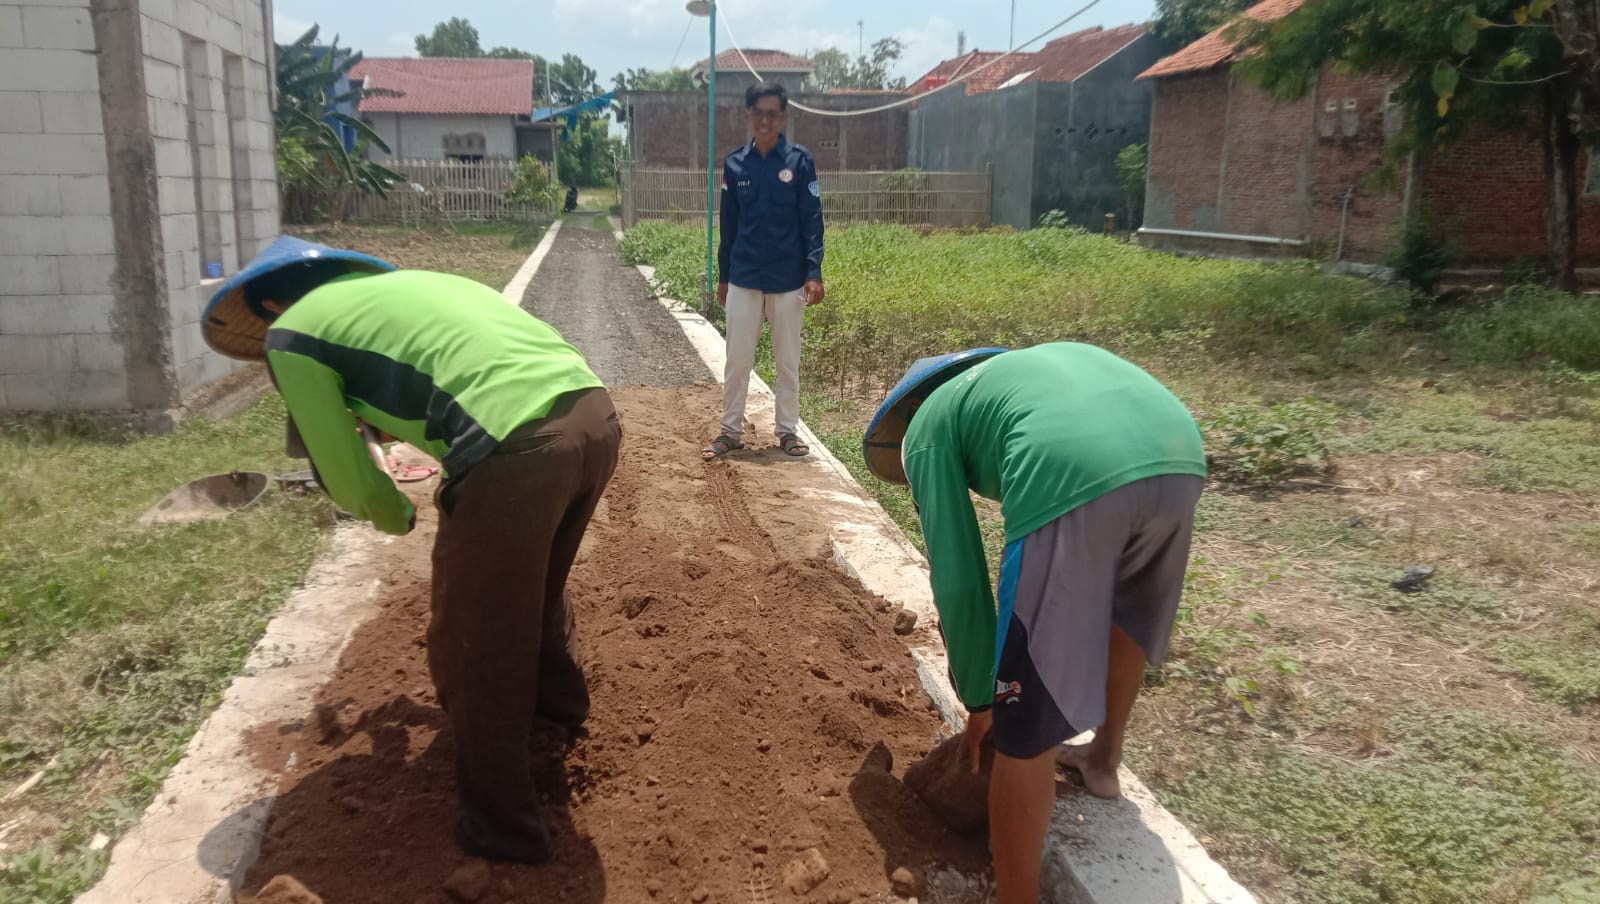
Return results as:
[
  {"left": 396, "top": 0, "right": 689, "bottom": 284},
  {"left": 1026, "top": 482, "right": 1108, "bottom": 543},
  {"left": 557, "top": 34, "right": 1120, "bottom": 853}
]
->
[
  {"left": 778, "top": 433, "right": 810, "bottom": 457},
  {"left": 702, "top": 434, "right": 743, "bottom": 461}
]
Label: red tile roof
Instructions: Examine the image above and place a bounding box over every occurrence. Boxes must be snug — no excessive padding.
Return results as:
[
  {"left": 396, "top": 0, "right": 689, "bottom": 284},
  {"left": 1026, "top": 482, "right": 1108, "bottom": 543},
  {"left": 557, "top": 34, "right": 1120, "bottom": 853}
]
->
[
  {"left": 351, "top": 58, "right": 534, "bottom": 116},
  {"left": 1024, "top": 24, "right": 1149, "bottom": 84},
  {"left": 695, "top": 49, "right": 814, "bottom": 74},
  {"left": 1140, "top": 0, "right": 1306, "bottom": 79},
  {"left": 908, "top": 24, "right": 1149, "bottom": 96},
  {"left": 908, "top": 51, "right": 1038, "bottom": 95}
]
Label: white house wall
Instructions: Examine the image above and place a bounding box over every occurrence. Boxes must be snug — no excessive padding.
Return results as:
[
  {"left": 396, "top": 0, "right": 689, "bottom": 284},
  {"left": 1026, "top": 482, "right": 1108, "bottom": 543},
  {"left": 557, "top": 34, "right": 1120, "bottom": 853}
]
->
[{"left": 366, "top": 113, "right": 519, "bottom": 160}]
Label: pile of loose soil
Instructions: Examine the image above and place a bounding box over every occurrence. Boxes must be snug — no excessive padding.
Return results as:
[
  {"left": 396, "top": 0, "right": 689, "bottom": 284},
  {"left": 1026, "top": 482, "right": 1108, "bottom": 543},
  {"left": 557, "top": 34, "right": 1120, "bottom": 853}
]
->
[{"left": 237, "top": 386, "right": 988, "bottom": 904}]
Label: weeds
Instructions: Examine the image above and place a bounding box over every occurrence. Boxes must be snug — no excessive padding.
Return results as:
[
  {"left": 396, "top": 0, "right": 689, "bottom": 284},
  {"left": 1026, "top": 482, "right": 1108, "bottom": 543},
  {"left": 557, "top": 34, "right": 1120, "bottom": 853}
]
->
[{"left": 1204, "top": 399, "right": 1338, "bottom": 487}]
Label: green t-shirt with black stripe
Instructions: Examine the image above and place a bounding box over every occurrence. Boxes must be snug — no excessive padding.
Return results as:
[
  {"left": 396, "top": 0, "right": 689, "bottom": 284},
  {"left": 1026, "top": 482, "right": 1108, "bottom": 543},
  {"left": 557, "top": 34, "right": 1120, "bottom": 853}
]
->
[{"left": 265, "top": 270, "right": 603, "bottom": 535}]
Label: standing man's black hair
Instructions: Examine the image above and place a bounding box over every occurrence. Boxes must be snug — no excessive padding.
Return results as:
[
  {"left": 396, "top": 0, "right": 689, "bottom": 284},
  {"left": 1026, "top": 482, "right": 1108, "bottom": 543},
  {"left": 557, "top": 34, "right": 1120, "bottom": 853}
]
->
[{"left": 745, "top": 81, "right": 788, "bottom": 109}]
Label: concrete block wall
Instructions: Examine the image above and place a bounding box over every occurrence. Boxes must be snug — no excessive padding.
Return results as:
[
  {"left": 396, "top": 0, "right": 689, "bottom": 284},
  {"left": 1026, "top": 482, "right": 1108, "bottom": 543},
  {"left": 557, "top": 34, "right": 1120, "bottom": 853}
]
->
[
  {"left": 0, "top": 0, "right": 128, "bottom": 411},
  {"left": 141, "top": 0, "right": 277, "bottom": 397},
  {"left": 0, "top": 0, "right": 277, "bottom": 415},
  {"left": 366, "top": 113, "right": 519, "bottom": 161}
]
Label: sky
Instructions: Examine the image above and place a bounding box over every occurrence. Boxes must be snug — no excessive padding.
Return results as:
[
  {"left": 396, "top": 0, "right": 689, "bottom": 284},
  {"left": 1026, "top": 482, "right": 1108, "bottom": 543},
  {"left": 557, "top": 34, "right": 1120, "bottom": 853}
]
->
[{"left": 272, "top": 0, "right": 1160, "bottom": 90}]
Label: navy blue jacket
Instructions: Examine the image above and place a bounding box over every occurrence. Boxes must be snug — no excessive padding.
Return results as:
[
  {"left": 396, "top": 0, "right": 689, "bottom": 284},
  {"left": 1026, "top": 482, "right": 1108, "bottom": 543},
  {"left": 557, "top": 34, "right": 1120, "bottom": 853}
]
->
[{"left": 717, "top": 136, "right": 825, "bottom": 294}]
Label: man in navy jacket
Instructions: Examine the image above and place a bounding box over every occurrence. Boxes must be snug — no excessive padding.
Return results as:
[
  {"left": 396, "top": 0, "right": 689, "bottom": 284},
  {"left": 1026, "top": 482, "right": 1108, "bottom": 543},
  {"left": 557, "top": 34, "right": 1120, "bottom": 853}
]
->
[{"left": 703, "top": 80, "right": 826, "bottom": 461}]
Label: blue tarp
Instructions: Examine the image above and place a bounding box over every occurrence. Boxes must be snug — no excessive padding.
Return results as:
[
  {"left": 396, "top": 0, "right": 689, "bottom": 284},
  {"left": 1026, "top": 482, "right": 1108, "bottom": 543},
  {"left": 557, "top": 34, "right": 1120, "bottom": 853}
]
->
[{"left": 532, "top": 91, "right": 616, "bottom": 140}]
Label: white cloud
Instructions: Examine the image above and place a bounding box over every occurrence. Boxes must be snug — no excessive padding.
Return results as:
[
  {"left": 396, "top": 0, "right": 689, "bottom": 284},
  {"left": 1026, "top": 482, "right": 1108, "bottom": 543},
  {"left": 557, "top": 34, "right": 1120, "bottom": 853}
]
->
[
  {"left": 273, "top": 11, "right": 315, "bottom": 42},
  {"left": 893, "top": 16, "right": 960, "bottom": 81},
  {"left": 385, "top": 31, "right": 416, "bottom": 55}
]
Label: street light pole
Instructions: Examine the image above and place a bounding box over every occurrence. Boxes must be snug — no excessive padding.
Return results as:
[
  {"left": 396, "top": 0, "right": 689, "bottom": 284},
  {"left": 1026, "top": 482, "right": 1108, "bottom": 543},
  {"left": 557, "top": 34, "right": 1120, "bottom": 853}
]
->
[{"left": 688, "top": 0, "right": 716, "bottom": 316}]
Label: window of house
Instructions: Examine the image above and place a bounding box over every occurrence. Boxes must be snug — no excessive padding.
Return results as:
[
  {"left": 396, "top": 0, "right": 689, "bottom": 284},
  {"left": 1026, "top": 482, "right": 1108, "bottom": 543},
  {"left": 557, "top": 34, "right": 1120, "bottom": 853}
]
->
[
  {"left": 443, "top": 132, "right": 486, "bottom": 162},
  {"left": 222, "top": 53, "right": 251, "bottom": 262},
  {"left": 1587, "top": 151, "right": 1600, "bottom": 195},
  {"left": 1341, "top": 97, "right": 1360, "bottom": 137},
  {"left": 1383, "top": 88, "right": 1405, "bottom": 137},
  {"left": 182, "top": 36, "right": 226, "bottom": 279}
]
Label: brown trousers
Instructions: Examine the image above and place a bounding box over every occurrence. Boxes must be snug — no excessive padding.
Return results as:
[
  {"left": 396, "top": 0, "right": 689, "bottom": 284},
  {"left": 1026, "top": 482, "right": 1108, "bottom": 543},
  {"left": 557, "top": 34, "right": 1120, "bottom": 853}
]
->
[{"left": 428, "top": 387, "right": 621, "bottom": 862}]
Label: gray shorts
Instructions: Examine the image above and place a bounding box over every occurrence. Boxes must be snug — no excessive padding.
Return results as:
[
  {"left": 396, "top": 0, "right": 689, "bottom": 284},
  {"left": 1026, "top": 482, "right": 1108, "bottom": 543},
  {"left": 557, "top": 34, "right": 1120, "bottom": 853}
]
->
[{"left": 991, "top": 474, "right": 1204, "bottom": 758}]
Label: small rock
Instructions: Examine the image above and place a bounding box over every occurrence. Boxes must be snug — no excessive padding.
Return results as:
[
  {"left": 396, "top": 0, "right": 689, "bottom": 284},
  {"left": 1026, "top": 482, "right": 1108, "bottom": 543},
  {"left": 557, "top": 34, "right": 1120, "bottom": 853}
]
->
[
  {"left": 893, "top": 609, "right": 918, "bottom": 635},
  {"left": 304, "top": 704, "right": 341, "bottom": 745},
  {"left": 338, "top": 796, "right": 364, "bottom": 814},
  {"left": 752, "top": 840, "right": 770, "bottom": 854},
  {"left": 251, "top": 874, "right": 325, "bottom": 904},
  {"left": 691, "top": 887, "right": 711, "bottom": 903},
  {"left": 782, "top": 847, "right": 831, "bottom": 895},
  {"left": 862, "top": 660, "right": 884, "bottom": 673},
  {"left": 875, "top": 599, "right": 894, "bottom": 613},
  {"left": 645, "top": 877, "right": 665, "bottom": 896},
  {"left": 890, "top": 867, "right": 924, "bottom": 898},
  {"left": 756, "top": 739, "right": 772, "bottom": 753},
  {"left": 1391, "top": 564, "right": 1437, "bottom": 594},
  {"left": 637, "top": 724, "right": 654, "bottom": 745},
  {"left": 443, "top": 860, "right": 492, "bottom": 902}
]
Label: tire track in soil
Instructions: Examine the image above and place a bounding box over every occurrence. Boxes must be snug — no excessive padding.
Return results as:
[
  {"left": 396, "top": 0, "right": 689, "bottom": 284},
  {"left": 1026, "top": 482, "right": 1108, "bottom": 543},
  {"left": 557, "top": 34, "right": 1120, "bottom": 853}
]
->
[{"left": 237, "top": 386, "right": 989, "bottom": 904}]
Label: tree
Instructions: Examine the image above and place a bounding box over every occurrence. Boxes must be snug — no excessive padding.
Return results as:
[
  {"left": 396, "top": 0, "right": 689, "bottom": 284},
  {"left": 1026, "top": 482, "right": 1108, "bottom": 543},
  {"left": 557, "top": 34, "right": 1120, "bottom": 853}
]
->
[
  {"left": 1154, "top": 0, "right": 1253, "bottom": 50},
  {"left": 275, "top": 25, "right": 403, "bottom": 222},
  {"left": 613, "top": 67, "right": 695, "bottom": 92},
  {"left": 557, "top": 116, "right": 622, "bottom": 187},
  {"left": 1238, "top": 0, "right": 1588, "bottom": 290},
  {"left": 547, "top": 53, "right": 601, "bottom": 106},
  {"left": 1116, "top": 143, "right": 1149, "bottom": 229},
  {"left": 415, "top": 17, "right": 482, "bottom": 57},
  {"left": 804, "top": 38, "right": 907, "bottom": 91}
]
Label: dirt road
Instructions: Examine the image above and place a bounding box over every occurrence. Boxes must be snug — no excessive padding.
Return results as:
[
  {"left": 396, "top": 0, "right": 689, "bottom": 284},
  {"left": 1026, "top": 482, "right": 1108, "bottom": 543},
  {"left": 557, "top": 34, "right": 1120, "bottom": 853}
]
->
[
  {"left": 233, "top": 224, "right": 992, "bottom": 903},
  {"left": 238, "top": 388, "right": 984, "bottom": 904},
  {"left": 522, "top": 215, "right": 710, "bottom": 388}
]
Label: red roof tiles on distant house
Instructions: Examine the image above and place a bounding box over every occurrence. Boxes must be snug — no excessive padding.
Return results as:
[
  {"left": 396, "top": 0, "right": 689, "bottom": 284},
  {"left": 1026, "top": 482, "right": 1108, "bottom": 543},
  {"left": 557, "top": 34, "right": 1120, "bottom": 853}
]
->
[
  {"left": 695, "top": 49, "right": 815, "bottom": 74},
  {"left": 1024, "top": 23, "right": 1148, "bottom": 83},
  {"left": 351, "top": 58, "right": 534, "bottom": 116},
  {"left": 1139, "top": 0, "right": 1306, "bottom": 79},
  {"left": 908, "top": 24, "right": 1149, "bottom": 96}
]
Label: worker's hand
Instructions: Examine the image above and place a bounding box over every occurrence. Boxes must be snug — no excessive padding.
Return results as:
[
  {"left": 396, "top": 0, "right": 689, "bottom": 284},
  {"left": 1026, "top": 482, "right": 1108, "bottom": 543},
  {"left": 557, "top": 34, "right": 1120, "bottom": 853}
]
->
[
  {"left": 716, "top": 282, "right": 729, "bottom": 307},
  {"left": 803, "top": 279, "right": 826, "bottom": 306},
  {"left": 961, "top": 709, "right": 993, "bottom": 774}
]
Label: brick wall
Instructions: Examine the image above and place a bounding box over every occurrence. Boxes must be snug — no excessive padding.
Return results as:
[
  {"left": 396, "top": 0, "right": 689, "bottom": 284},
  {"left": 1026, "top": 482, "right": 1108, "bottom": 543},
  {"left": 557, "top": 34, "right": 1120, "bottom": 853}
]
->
[
  {"left": 1421, "top": 133, "right": 1600, "bottom": 268},
  {"left": 1143, "top": 72, "right": 1231, "bottom": 232},
  {"left": 1217, "top": 75, "right": 1311, "bottom": 239},
  {"left": 1306, "top": 69, "right": 1408, "bottom": 259},
  {"left": 624, "top": 91, "right": 908, "bottom": 171},
  {"left": 0, "top": 0, "right": 125, "bottom": 410},
  {"left": 0, "top": 0, "right": 277, "bottom": 415}
]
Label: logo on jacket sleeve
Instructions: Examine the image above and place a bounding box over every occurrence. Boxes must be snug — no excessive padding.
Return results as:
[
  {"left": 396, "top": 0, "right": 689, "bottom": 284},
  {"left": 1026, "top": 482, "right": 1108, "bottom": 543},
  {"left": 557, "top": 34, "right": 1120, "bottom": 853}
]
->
[{"left": 809, "top": 180, "right": 821, "bottom": 197}]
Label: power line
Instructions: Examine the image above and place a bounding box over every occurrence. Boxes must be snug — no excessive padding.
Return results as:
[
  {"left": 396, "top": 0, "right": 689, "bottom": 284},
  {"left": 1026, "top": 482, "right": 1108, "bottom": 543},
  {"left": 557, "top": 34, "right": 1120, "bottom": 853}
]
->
[
  {"left": 716, "top": 0, "right": 1102, "bottom": 118},
  {"left": 669, "top": 16, "right": 694, "bottom": 69}
]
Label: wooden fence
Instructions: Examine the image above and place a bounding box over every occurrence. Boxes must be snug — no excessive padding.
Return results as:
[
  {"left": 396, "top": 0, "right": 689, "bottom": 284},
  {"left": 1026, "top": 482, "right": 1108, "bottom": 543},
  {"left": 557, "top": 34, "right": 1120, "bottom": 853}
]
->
[
  {"left": 348, "top": 158, "right": 555, "bottom": 223},
  {"left": 621, "top": 167, "right": 991, "bottom": 228}
]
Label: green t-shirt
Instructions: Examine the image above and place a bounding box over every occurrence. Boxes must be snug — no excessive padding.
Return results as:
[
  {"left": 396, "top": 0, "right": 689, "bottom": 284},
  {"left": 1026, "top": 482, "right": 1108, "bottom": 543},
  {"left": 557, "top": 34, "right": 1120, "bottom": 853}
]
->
[
  {"left": 902, "top": 342, "right": 1207, "bottom": 708},
  {"left": 265, "top": 270, "right": 603, "bottom": 535}
]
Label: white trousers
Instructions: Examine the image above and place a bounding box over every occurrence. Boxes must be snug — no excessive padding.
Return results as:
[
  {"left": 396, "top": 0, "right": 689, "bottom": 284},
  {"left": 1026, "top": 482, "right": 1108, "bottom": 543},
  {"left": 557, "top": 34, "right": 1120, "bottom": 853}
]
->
[{"left": 721, "top": 284, "right": 805, "bottom": 438}]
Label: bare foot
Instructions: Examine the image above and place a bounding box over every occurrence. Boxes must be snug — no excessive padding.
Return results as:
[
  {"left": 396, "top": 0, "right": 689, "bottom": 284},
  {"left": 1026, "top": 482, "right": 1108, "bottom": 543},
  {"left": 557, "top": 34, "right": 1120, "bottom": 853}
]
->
[{"left": 1056, "top": 742, "right": 1122, "bottom": 799}]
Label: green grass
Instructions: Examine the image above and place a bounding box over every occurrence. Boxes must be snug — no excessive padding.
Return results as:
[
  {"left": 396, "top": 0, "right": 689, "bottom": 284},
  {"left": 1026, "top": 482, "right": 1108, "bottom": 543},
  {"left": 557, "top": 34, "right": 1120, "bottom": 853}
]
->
[
  {"left": 625, "top": 221, "right": 1600, "bottom": 904},
  {"left": 0, "top": 396, "right": 332, "bottom": 903},
  {"left": 1156, "top": 709, "right": 1600, "bottom": 904}
]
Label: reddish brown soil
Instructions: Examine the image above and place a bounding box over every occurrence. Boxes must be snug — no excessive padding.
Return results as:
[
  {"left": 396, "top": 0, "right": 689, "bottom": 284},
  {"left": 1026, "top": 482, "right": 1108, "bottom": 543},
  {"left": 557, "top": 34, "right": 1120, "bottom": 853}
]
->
[{"left": 237, "top": 386, "right": 987, "bottom": 904}]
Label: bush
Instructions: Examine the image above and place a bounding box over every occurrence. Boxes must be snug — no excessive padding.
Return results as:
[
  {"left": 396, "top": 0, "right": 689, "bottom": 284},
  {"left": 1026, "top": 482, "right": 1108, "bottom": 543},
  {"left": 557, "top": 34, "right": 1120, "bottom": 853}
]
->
[
  {"left": 505, "top": 156, "right": 561, "bottom": 211},
  {"left": 1204, "top": 398, "right": 1338, "bottom": 487},
  {"left": 1441, "top": 287, "right": 1600, "bottom": 370},
  {"left": 1386, "top": 215, "right": 1455, "bottom": 296}
]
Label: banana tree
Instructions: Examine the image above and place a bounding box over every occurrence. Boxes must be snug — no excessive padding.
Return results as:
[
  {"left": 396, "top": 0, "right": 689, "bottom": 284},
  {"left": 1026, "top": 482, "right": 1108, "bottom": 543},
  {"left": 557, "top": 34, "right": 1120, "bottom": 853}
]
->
[{"left": 275, "top": 26, "right": 405, "bottom": 222}]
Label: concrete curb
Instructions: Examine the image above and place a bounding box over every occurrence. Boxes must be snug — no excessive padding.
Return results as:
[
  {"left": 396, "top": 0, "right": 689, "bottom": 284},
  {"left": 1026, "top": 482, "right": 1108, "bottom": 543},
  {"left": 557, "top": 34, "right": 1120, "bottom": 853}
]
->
[
  {"left": 620, "top": 232, "right": 1255, "bottom": 904},
  {"left": 77, "top": 226, "right": 568, "bottom": 904}
]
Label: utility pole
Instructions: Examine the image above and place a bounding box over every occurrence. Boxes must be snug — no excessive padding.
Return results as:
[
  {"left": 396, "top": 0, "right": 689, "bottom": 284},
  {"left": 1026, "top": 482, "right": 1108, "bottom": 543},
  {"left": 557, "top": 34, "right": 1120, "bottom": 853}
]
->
[
  {"left": 958, "top": 30, "right": 966, "bottom": 56},
  {"left": 857, "top": 20, "right": 864, "bottom": 58},
  {"left": 1010, "top": 0, "right": 1016, "bottom": 49}
]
